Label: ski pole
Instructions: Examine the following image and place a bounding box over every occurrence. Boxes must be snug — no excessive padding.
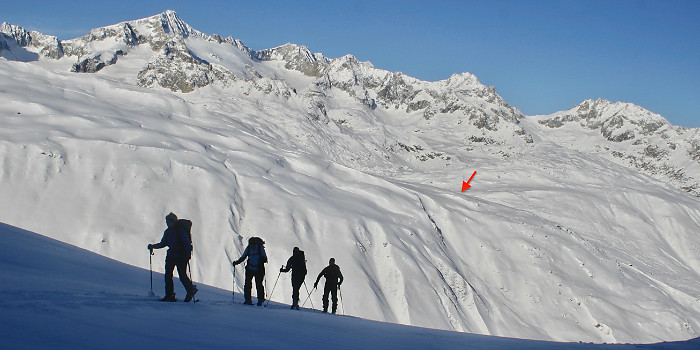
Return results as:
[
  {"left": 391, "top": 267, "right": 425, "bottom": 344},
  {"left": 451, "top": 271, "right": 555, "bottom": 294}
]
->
[
  {"left": 187, "top": 261, "right": 197, "bottom": 304},
  {"left": 302, "top": 285, "right": 316, "bottom": 308},
  {"left": 338, "top": 285, "right": 345, "bottom": 315},
  {"left": 231, "top": 261, "right": 243, "bottom": 304},
  {"left": 303, "top": 281, "right": 315, "bottom": 309},
  {"left": 265, "top": 269, "right": 282, "bottom": 307},
  {"left": 188, "top": 262, "right": 193, "bottom": 285},
  {"left": 149, "top": 248, "right": 154, "bottom": 296}
]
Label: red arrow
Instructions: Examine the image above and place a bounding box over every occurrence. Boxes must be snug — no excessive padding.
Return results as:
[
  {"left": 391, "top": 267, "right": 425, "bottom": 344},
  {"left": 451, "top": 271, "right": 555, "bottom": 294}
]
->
[{"left": 462, "top": 171, "right": 477, "bottom": 191}]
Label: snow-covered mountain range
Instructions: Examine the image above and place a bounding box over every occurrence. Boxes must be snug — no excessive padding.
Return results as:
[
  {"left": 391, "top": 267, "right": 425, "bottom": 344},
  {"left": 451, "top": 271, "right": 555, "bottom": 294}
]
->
[{"left": 1, "top": 10, "right": 699, "bottom": 344}]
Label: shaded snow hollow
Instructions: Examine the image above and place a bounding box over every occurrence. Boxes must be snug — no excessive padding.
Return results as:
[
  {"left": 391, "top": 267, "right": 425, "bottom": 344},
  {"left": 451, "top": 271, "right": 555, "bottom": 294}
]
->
[{"left": 1, "top": 223, "right": 698, "bottom": 349}]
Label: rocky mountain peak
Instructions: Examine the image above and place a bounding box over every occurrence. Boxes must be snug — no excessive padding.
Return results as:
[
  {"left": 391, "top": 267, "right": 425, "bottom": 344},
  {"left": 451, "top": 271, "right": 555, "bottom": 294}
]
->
[
  {"left": 0, "top": 22, "right": 30, "bottom": 46},
  {"left": 532, "top": 99, "right": 700, "bottom": 196},
  {"left": 577, "top": 98, "right": 669, "bottom": 125},
  {"left": 537, "top": 98, "right": 672, "bottom": 142},
  {"left": 0, "top": 22, "right": 63, "bottom": 59},
  {"left": 156, "top": 10, "right": 193, "bottom": 37},
  {"left": 580, "top": 98, "right": 672, "bottom": 141},
  {"left": 442, "top": 72, "right": 481, "bottom": 89},
  {"left": 256, "top": 43, "right": 329, "bottom": 77}
]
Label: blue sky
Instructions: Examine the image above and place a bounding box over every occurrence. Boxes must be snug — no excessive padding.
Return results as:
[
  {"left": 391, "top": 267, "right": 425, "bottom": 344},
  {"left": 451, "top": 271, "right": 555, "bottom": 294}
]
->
[{"left": 3, "top": 0, "right": 699, "bottom": 127}]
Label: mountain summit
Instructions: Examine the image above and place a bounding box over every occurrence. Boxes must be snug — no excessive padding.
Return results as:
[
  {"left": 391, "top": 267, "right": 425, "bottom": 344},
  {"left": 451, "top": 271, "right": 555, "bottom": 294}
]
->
[{"left": 530, "top": 99, "right": 700, "bottom": 195}]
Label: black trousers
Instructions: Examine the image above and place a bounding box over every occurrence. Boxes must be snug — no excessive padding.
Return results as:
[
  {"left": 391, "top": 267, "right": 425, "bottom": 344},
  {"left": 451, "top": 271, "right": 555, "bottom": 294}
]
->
[
  {"left": 291, "top": 273, "right": 306, "bottom": 304},
  {"left": 164, "top": 255, "right": 193, "bottom": 296},
  {"left": 322, "top": 283, "right": 338, "bottom": 312},
  {"left": 244, "top": 267, "right": 265, "bottom": 302}
]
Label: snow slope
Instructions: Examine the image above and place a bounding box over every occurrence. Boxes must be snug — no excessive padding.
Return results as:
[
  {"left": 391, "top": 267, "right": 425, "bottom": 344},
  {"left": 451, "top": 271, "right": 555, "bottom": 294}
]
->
[
  {"left": 1, "top": 222, "right": 698, "bottom": 349},
  {"left": 1, "top": 11, "right": 699, "bottom": 344}
]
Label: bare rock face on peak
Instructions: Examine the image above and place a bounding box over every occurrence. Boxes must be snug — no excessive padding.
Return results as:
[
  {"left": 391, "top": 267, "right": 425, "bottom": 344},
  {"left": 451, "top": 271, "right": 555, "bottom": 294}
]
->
[{"left": 0, "top": 22, "right": 63, "bottom": 59}]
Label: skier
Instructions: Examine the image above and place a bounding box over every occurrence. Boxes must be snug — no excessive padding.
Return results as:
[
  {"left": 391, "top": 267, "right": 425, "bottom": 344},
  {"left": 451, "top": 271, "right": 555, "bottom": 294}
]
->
[
  {"left": 280, "top": 247, "right": 307, "bottom": 310},
  {"left": 147, "top": 212, "right": 197, "bottom": 302},
  {"left": 232, "top": 237, "right": 268, "bottom": 305},
  {"left": 314, "top": 258, "right": 344, "bottom": 313}
]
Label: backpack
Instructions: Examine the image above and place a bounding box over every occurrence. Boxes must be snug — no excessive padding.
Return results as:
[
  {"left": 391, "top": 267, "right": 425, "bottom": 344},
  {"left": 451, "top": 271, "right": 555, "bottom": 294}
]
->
[
  {"left": 293, "top": 250, "right": 307, "bottom": 274},
  {"left": 176, "top": 219, "right": 193, "bottom": 249},
  {"left": 257, "top": 238, "right": 268, "bottom": 264},
  {"left": 247, "top": 237, "right": 267, "bottom": 267}
]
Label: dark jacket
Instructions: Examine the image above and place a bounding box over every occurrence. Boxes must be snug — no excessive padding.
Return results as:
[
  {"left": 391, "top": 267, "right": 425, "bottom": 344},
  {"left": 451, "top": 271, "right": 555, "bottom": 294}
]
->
[
  {"left": 315, "top": 264, "right": 343, "bottom": 286},
  {"left": 281, "top": 249, "right": 307, "bottom": 277},
  {"left": 152, "top": 226, "right": 192, "bottom": 258},
  {"left": 234, "top": 243, "right": 267, "bottom": 272}
]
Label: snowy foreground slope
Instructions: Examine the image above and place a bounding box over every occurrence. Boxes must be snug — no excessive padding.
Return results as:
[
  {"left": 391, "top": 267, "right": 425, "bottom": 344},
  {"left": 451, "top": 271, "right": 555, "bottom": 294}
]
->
[
  {"left": 1, "top": 11, "right": 700, "bottom": 344},
  {"left": 1, "top": 222, "right": 698, "bottom": 350}
]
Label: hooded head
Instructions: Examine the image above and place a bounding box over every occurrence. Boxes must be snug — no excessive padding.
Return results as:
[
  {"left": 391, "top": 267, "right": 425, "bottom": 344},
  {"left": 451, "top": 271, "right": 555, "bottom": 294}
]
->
[
  {"left": 165, "top": 212, "right": 177, "bottom": 228},
  {"left": 329, "top": 258, "right": 335, "bottom": 265},
  {"left": 248, "top": 237, "right": 264, "bottom": 246}
]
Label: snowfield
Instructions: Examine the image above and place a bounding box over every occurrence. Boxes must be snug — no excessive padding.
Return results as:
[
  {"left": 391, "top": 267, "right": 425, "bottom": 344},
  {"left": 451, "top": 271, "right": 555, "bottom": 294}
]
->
[
  {"left": 1, "top": 11, "right": 699, "bottom": 346},
  {"left": 1, "top": 222, "right": 698, "bottom": 349}
]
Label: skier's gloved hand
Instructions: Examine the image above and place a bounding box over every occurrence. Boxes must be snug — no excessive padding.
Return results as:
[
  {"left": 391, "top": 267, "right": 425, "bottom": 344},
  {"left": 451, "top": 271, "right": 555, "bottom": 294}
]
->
[
  {"left": 279, "top": 268, "right": 284, "bottom": 272},
  {"left": 313, "top": 282, "right": 318, "bottom": 289},
  {"left": 147, "top": 244, "right": 153, "bottom": 250}
]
